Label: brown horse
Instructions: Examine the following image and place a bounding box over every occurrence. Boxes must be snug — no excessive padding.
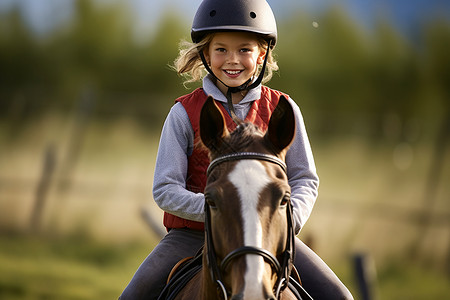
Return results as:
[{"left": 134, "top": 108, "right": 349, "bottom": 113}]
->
[{"left": 170, "top": 95, "right": 305, "bottom": 300}]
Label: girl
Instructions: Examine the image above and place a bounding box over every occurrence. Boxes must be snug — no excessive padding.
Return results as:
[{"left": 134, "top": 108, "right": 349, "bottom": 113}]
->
[{"left": 120, "top": 0, "right": 353, "bottom": 299}]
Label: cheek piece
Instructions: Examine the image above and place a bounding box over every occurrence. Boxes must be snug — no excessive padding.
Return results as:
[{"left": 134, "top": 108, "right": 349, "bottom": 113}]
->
[{"left": 199, "top": 40, "right": 272, "bottom": 124}]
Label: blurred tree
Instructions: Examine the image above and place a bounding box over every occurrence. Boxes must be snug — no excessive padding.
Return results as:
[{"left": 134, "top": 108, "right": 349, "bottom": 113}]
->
[
  {"left": 271, "top": 10, "right": 316, "bottom": 108},
  {"left": 310, "top": 7, "right": 372, "bottom": 111},
  {"left": 422, "top": 19, "right": 450, "bottom": 120},
  {"left": 49, "top": 0, "right": 134, "bottom": 95},
  {"left": 273, "top": 7, "right": 373, "bottom": 137},
  {"left": 0, "top": 7, "right": 41, "bottom": 93},
  {"left": 368, "top": 20, "right": 421, "bottom": 139}
]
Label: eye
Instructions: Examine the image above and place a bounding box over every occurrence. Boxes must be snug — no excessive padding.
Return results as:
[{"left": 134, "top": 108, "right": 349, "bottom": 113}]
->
[
  {"left": 207, "top": 199, "right": 217, "bottom": 209},
  {"left": 240, "top": 48, "right": 251, "bottom": 53},
  {"left": 205, "top": 193, "right": 217, "bottom": 209},
  {"left": 280, "top": 193, "right": 290, "bottom": 207},
  {"left": 215, "top": 47, "right": 226, "bottom": 53}
]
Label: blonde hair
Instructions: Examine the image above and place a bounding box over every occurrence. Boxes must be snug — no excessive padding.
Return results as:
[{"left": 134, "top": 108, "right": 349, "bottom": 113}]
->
[{"left": 173, "top": 33, "right": 278, "bottom": 86}]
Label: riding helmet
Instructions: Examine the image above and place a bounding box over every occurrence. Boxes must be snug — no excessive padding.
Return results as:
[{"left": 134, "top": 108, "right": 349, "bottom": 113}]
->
[{"left": 191, "top": 0, "right": 277, "bottom": 47}]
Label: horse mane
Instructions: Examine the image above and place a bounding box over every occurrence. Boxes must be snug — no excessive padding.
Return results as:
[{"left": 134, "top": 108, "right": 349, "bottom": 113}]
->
[{"left": 213, "top": 122, "right": 264, "bottom": 157}]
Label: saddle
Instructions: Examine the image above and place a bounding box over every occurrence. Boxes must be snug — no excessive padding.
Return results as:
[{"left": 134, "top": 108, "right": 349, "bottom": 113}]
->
[
  {"left": 157, "top": 252, "right": 202, "bottom": 300},
  {"left": 157, "top": 252, "right": 313, "bottom": 300}
]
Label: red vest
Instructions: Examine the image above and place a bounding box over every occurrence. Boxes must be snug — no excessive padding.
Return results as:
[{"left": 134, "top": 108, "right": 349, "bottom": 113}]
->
[{"left": 163, "top": 86, "right": 288, "bottom": 230}]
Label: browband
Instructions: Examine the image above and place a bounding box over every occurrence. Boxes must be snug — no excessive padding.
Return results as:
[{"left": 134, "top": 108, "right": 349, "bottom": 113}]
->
[{"left": 207, "top": 152, "right": 287, "bottom": 176}]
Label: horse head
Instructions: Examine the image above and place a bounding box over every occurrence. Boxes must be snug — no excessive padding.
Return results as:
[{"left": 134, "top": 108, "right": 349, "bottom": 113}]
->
[{"left": 200, "top": 95, "right": 296, "bottom": 300}]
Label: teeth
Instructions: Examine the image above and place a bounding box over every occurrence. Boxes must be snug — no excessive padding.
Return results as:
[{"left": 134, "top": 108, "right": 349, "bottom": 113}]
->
[{"left": 225, "top": 70, "right": 241, "bottom": 75}]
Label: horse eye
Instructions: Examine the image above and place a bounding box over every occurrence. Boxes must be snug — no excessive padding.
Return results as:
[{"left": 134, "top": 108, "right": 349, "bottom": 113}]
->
[
  {"left": 280, "top": 194, "right": 290, "bottom": 207},
  {"left": 207, "top": 199, "right": 216, "bottom": 208},
  {"left": 205, "top": 195, "right": 217, "bottom": 209}
]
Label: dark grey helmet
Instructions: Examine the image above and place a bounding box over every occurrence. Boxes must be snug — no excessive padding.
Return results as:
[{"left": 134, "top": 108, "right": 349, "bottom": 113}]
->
[{"left": 191, "top": 0, "right": 277, "bottom": 46}]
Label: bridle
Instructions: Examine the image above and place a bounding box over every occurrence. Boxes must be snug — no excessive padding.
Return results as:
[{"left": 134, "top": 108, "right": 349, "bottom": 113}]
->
[{"left": 204, "top": 152, "right": 296, "bottom": 300}]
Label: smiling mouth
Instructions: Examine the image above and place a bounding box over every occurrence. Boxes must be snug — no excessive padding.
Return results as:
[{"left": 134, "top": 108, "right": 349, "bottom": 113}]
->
[{"left": 224, "top": 70, "right": 243, "bottom": 75}]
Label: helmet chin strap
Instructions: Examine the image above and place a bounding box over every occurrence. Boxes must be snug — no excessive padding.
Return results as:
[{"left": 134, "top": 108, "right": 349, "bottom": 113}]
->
[{"left": 199, "top": 40, "right": 272, "bottom": 124}]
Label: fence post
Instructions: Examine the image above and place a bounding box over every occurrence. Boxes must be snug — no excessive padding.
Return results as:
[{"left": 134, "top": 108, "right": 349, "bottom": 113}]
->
[
  {"left": 57, "top": 85, "right": 95, "bottom": 192},
  {"left": 353, "top": 253, "right": 377, "bottom": 300},
  {"left": 410, "top": 108, "right": 450, "bottom": 264},
  {"left": 30, "top": 144, "right": 57, "bottom": 233},
  {"left": 140, "top": 207, "right": 166, "bottom": 239}
]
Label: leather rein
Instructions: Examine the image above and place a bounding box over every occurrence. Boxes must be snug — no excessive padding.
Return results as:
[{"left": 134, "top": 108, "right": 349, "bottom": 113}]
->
[{"left": 204, "top": 152, "right": 296, "bottom": 300}]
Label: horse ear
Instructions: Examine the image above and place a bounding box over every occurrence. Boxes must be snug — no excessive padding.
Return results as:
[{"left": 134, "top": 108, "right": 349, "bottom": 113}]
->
[
  {"left": 266, "top": 96, "right": 296, "bottom": 153},
  {"left": 200, "top": 96, "right": 228, "bottom": 151}
]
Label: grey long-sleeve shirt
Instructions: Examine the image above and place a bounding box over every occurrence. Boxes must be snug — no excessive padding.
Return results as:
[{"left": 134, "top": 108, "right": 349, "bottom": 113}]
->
[{"left": 153, "top": 76, "right": 319, "bottom": 234}]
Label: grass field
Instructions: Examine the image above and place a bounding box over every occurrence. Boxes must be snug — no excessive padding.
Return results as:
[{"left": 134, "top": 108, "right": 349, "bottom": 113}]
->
[
  {"left": 0, "top": 233, "right": 155, "bottom": 300},
  {"left": 0, "top": 233, "right": 449, "bottom": 300},
  {"left": 0, "top": 113, "right": 449, "bottom": 299}
]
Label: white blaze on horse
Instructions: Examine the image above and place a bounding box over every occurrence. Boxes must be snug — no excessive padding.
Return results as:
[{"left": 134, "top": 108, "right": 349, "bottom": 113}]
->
[{"left": 163, "top": 95, "right": 309, "bottom": 300}]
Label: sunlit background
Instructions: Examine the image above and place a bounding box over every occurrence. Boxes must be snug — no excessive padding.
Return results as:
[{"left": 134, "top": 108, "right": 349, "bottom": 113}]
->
[{"left": 0, "top": 0, "right": 449, "bottom": 299}]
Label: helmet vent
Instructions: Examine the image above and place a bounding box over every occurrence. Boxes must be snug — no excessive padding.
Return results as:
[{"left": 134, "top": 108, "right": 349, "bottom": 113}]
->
[
  {"left": 209, "top": 10, "right": 216, "bottom": 17},
  {"left": 250, "top": 12, "right": 257, "bottom": 19}
]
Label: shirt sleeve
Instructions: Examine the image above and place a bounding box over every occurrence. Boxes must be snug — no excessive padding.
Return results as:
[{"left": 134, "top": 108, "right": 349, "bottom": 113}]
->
[
  {"left": 285, "top": 97, "right": 320, "bottom": 234},
  {"left": 152, "top": 102, "right": 205, "bottom": 222}
]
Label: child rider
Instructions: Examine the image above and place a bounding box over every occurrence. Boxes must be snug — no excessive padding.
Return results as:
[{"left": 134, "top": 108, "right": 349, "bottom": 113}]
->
[{"left": 120, "top": 0, "right": 353, "bottom": 299}]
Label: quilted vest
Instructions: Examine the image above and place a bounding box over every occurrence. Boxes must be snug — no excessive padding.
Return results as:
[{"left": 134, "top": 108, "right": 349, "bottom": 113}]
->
[{"left": 163, "top": 86, "right": 288, "bottom": 230}]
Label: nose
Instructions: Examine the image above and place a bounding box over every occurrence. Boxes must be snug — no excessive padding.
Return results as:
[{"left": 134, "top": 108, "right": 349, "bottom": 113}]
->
[{"left": 227, "top": 51, "right": 239, "bottom": 64}]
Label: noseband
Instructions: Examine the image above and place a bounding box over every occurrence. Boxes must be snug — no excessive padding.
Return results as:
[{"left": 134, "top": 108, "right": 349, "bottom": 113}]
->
[{"left": 205, "top": 152, "right": 296, "bottom": 300}]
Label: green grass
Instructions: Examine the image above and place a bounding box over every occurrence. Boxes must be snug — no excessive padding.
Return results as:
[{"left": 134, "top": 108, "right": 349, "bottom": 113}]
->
[
  {"left": 375, "top": 261, "right": 450, "bottom": 299},
  {"left": 0, "top": 233, "right": 449, "bottom": 300},
  {"left": 0, "top": 233, "right": 156, "bottom": 300},
  {"left": 331, "top": 257, "right": 450, "bottom": 299}
]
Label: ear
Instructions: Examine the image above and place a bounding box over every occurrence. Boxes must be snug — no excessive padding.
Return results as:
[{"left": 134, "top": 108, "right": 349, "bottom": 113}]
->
[
  {"left": 202, "top": 48, "right": 211, "bottom": 66},
  {"left": 200, "top": 96, "right": 228, "bottom": 151},
  {"left": 265, "top": 96, "right": 296, "bottom": 154},
  {"left": 257, "top": 50, "right": 266, "bottom": 64}
]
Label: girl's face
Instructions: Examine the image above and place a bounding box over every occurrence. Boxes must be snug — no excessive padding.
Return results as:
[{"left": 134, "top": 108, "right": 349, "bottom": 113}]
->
[{"left": 204, "top": 32, "right": 266, "bottom": 94}]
